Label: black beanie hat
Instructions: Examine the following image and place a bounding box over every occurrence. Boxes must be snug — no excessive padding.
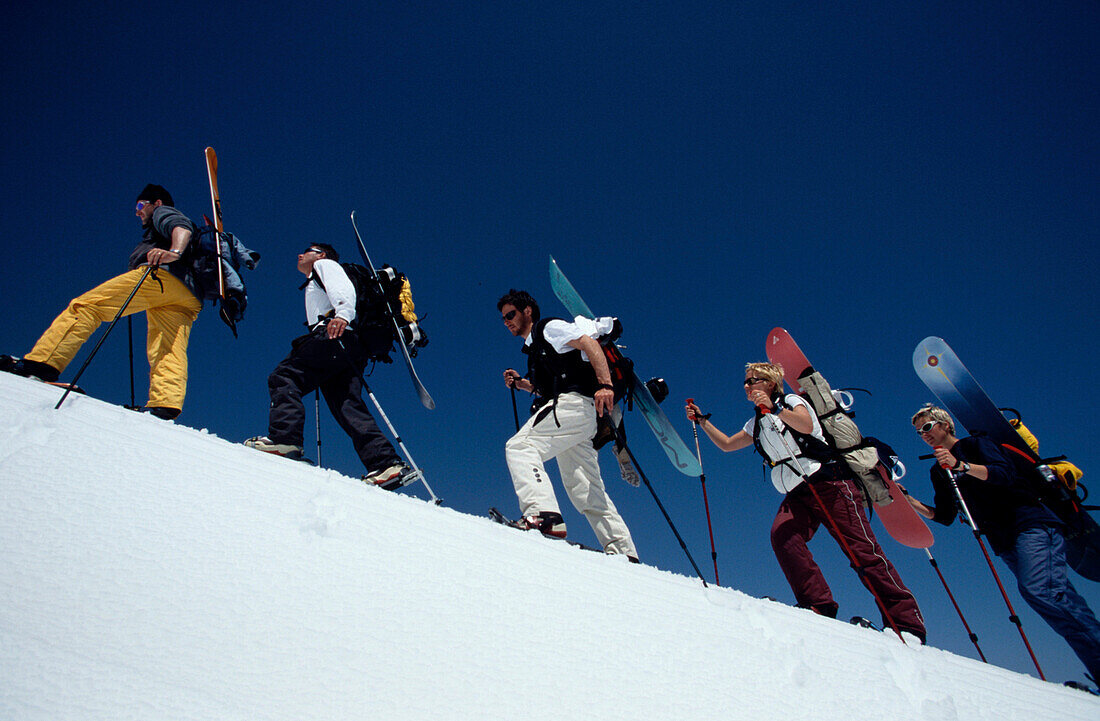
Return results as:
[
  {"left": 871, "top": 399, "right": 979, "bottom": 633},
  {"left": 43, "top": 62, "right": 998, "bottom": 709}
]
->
[{"left": 137, "top": 184, "right": 173, "bottom": 207}]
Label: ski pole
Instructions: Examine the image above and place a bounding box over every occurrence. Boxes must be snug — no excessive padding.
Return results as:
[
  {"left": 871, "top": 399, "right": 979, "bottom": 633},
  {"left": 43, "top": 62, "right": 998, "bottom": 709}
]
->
[
  {"left": 510, "top": 385, "right": 521, "bottom": 432},
  {"left": 760, "top": 407, "right": 905, "bottom": 641},
  {"left": 937, "top": 447, "right": 1044, "bottom": 679},
  {"left": 337, "top": 339, "right": 440, "bottom": 504},
  {"left": 315, "top": 389, "right": 323, "bottom": 467},
  {"left": 56, "top": 266, "right": 155, "bottom": 410},
  {"left": 127, "top": 316, "right": 137, "bottom": 409},
  {"left": 686, "top": 398, "right": 720, "bottom": 586},
  {"left": 923, "top": 548, "right": 987, "bottom": 662},
  {"left": 608, "top": 424, "right": 709, "bottom": 587}
]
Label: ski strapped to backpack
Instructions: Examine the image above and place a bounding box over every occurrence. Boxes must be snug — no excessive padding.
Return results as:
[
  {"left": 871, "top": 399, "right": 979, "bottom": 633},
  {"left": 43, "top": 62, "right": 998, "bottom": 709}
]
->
[
  {"left": 199, "top": 147, "right": 260, "bottom": 337},
  {"left": 310, "top": 262, "right": 427, "bottom": 364},
  {"left": 750, "top": 366, "right": 895, "bottom": 507}
]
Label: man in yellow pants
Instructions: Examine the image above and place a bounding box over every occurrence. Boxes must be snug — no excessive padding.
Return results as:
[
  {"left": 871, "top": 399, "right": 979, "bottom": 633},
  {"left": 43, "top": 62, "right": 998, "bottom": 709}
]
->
[{"left": 2, "top": 185, "right": 202, "bottom": 419}]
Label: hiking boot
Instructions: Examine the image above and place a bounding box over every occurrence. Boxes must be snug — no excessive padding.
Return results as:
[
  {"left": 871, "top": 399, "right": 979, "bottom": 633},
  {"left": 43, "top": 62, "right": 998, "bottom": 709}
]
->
[
  {"left": 141, "top": 406, "right": 181, "bottom": 420},
  {"left": 518, "top": 511, "right": 567, "bottom": 539},
  {"left": 0, "top": 355, "right": 60, "bottom": 383},
  {"left": 363, "top": 463, "right": 410, "bottom": 490},
  {"left": 243, "top": 436, "right": 304, "bottom": 459}
]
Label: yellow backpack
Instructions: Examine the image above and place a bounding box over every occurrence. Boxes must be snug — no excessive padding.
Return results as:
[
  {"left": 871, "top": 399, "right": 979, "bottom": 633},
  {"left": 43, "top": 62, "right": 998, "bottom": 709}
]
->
[{"left": 1008, "top": 416, "right": 1084, "bottom": 493}]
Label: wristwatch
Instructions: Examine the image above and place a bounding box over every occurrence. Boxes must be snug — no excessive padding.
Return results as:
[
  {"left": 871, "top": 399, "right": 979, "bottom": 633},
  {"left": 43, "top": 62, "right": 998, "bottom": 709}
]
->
[{"left": 959, "top": 462, "right": 971, "bottom": 474}]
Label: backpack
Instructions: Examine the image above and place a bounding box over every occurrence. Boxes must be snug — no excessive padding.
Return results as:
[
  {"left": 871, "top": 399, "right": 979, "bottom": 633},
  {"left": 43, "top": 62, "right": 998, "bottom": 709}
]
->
[
  {"left": 186, "top": 216, "right": 261, "bottom": 338},
  {"left": 751, "top": 366, "right": 893, "bottom": 506},
  {"left": 996, "top": 413, "right": 1092, "bottom": 513},
  {"left": 314, "top": 262, "right": 427, "bottom": 363}
]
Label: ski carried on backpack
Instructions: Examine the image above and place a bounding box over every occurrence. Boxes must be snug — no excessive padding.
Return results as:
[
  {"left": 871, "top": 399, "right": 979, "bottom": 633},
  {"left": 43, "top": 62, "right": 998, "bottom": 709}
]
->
[
  {"left": 767, "top": 328, "right": 934, "bottom": 548},
  {"left": 350, "top": 211, "right": 434, "bottom": 410},
  {"left": 548, "top": 256, "right": 701, "bottom": 476},
  {"left": 201, "top": 148, "right": 260, "bottom": 337},
  {"left": 203, "top": 147, "right": 236, "bottom": 335},
  {"left": 914, "top": 336, "right": 1100, "bottom": 580}
]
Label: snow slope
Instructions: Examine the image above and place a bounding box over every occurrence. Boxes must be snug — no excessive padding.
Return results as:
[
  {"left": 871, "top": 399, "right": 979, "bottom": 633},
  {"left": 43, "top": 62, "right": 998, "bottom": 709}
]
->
[{"left": 0, "top": 373, "right": 1095, "bottom": 720}]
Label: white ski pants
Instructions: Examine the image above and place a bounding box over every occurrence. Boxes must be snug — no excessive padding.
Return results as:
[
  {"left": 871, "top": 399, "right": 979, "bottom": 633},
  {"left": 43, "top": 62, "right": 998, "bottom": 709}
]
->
[{"left": 505, "top": 392, "right": 637, "bottom": 557}]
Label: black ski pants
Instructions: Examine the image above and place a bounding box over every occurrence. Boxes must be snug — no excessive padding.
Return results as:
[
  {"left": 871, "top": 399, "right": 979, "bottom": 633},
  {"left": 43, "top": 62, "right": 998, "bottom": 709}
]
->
[{"left": 267, "top": 328, "right": 400, "bottom": 474}]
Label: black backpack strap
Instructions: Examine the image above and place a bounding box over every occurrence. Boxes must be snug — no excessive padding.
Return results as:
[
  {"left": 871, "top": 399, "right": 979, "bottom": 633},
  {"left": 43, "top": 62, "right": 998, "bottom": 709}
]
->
[
  {"left": 752, "top": 401, "right": 837, "bottom": 473},
  {"left": 524, "top": 318, "right": 562, "bottom": 427},
  {"left": 300, "top": 270, "right": 324, "bottom": 292}
]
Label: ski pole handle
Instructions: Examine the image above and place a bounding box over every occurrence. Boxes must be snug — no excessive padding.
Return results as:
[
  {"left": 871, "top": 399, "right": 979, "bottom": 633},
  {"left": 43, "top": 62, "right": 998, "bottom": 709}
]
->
[
  {"left": 933, "top": 445, "right": 958, "bottom": 472},
  {"left": 686, "top": 397, "right": 699, "bottom": 424},
  {"left": 686, "top": 399, "right": 704, "bottom": 456}
]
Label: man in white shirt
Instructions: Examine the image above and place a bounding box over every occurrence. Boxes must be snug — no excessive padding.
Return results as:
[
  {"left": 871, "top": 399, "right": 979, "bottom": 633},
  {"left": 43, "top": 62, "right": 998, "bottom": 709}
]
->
[
  {"left": 246, "top": 244, "right": 406, "bottom": 488},
  {"left": 498, "top": 289, "right": 638, "bottom": 560}
]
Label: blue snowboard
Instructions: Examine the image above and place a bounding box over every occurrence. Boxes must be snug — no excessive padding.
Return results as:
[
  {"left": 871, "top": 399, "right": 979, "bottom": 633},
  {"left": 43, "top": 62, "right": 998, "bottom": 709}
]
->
[
  {"left": 549, "top": 256, "right": 701, "bottom": 477},
  {"left": 914, "top": 336, "right": 1100, "bottom": 581}
]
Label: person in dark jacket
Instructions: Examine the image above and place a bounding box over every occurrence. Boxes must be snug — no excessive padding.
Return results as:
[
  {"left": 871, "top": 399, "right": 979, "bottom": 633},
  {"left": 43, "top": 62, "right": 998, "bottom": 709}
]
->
[
  {"left": 1, "top": 184, "right": 201, "bottom": 419},
  {"left": 906, "top": 404, "right": 1100, "bottom": 681}
]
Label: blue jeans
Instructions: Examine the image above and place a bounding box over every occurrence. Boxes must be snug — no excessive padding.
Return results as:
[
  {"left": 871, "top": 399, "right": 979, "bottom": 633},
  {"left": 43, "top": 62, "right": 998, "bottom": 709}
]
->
[{"left": 1000, "top": 525, "right": 1100, "bottom": 680}]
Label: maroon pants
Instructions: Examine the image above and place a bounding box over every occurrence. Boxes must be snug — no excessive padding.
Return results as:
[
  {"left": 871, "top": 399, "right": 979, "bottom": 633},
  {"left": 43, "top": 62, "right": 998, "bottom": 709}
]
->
[{"left": 770, "top": 467, "right": 925, "bottom": 639}]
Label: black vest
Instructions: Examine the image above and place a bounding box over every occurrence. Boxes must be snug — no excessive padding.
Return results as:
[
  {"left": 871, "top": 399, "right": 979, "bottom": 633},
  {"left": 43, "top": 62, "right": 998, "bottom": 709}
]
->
[{"left": 523, "top": 317, "right": 598, "bottom": 400}]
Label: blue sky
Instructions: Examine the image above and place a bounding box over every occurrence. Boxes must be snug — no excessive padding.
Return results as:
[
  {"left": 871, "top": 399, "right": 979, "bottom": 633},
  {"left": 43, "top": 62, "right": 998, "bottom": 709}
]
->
[{"left": 2, "top": 2, "right": 1097, "bottom": 683}]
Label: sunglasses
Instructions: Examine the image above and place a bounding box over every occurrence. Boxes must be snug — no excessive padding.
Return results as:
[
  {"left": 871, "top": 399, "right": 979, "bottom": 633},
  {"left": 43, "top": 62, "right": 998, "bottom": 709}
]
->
[
  {"left": 916, "top": 420, "right": 941, "bottom": 434},
  {"left": 502, "top": 309, "right": 519, "bottom": 322},
  {"left": 301, "top": 247, "right": 325, "bottom": 255},
  {"left": 744, "top": 378, "right": 769, "bottom": 387},
  {"left": 136, "top": 200, "right": 154, "bottom": 211}
]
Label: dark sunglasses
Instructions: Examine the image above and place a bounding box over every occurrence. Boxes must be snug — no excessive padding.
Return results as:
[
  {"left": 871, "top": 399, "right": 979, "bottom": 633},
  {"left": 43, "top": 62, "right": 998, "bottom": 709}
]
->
[
  {"left": 916, "top": 420, "right": 941, "bottom": 434},
  {"left": 502, "top": 309, "right": 519, "bottom": 321},
  {"left": 301, "top": 247, "right": 325, "bottom": 255},
  {"left": 744, "top": 377, "right": 769, "bottom": 387},
  {"left": 136, "top": 201, "right": 154, "bottom": 211}
]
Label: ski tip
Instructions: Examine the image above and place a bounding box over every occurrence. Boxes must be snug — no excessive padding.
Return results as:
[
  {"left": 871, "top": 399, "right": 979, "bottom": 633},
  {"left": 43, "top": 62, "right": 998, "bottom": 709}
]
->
[{"left": 767, "top": 327, "right": 787, "bottom": 345}]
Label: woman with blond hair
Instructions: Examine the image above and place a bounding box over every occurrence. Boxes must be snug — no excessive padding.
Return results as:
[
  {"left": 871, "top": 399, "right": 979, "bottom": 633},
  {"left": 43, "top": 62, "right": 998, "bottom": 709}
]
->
[{"left": 686, "top": 362, "right": 925, "bottom": 641}]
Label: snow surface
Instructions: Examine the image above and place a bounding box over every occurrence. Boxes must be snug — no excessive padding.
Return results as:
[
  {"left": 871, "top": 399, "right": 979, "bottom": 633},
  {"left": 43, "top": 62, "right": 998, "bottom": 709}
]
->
[{"left": 0, "top": 372, "right": 1095, "bottom": 720}]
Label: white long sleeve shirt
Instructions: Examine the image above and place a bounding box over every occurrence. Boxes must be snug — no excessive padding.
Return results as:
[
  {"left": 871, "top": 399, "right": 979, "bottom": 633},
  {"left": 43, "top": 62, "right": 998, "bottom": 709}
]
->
[{"left": 305, "top": 258, "right": 357, "bottom": 328}]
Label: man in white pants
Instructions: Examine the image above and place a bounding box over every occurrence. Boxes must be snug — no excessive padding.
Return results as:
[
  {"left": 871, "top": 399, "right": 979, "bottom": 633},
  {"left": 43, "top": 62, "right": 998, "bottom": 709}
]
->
[{"left": 498, "top": 289, "right": 638, "bottom": 560}]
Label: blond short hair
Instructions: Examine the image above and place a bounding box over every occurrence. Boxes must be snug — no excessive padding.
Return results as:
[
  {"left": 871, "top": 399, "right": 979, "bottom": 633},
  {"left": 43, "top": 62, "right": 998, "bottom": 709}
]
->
[
  {"left": 911, "top": 404, "right": 955, "bottom": 435},
  {"left": 744, "top": 362, "right": 784, "bottom": 392}
]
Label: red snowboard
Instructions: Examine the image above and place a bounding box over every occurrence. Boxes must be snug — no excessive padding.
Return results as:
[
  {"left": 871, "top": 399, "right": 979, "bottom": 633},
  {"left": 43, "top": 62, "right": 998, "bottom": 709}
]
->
[{"left": 766, "top": 328, "right": 934, "bottom": 549}]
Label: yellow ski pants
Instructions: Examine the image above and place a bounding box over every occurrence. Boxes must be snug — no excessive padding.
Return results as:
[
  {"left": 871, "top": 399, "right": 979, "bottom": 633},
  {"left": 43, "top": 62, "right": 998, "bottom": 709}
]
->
[{"left": 25, "top": 267, "right": 202, "bottom": 410}]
